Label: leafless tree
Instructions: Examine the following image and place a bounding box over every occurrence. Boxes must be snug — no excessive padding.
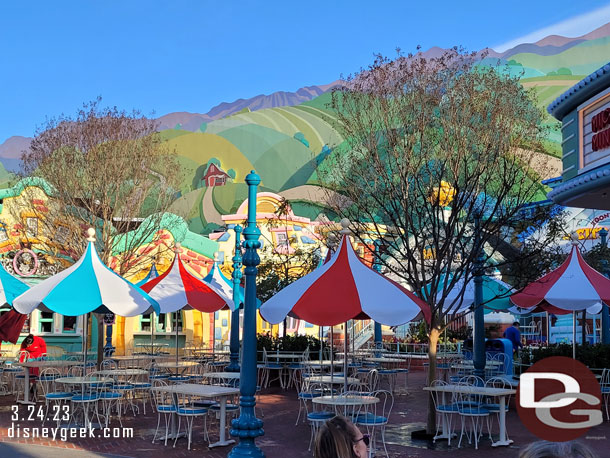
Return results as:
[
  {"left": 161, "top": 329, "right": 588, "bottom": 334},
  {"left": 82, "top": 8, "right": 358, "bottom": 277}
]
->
[
  {"left": 17, "top": 98, "right": 182, "bottom": 364},
  {"left": 318, "top": 49, "right": 564, "bottom": 433}
]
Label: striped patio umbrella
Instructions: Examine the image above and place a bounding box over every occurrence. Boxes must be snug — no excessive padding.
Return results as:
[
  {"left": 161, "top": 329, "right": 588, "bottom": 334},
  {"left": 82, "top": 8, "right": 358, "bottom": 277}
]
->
[
  {"left": 511, "top": 242, "right": 610, "bottom": 356},
  {"left": 140, "top": 244, "right": 235, "bottom": 362},
  {"left": 260, "top": 231, "right": 430, "bottom": 327},
  {"left": 13, "top": 228, "right": 160, "bottom": 365},
  {"left": 260, "top": 221, "right": 429, "bottom": 392},
  {"left": 426, "top": 273, "right": 513, "bottom": 315}
]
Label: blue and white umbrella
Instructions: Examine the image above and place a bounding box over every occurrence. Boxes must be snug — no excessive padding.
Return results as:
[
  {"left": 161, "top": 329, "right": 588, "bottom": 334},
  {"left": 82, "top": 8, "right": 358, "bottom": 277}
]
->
[
  {"left": 135, "top": 263, "right": 159, "bottom": 288},
  {"left": 14, "top": 228, "right": 160, "bottom": 364},
  {"left": 0, "top": 262, "right": 29, "bottom": 306}
]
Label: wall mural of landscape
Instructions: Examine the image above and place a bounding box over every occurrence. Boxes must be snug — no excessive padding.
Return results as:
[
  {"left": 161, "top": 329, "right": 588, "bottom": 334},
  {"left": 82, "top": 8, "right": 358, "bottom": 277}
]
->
[{"left": 1, "top": 22, "right": 609, "bottom": 236}]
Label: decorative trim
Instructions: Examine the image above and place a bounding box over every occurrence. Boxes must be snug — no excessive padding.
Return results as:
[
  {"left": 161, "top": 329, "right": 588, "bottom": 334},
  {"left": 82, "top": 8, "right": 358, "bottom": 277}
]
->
[
  {"left": 563, "top": 149, "right": 576, "bottom": 159},
  {"left": 561, "top": 118, "right": 575, "bottom": 131},
  {"left": 548, "top": 165, "right": 610, "bottom": 204},
  {"left": 548, "top": 63, "right": 610, "bottom": 117},
  {"left": 561, "top": 133, "right": 575, "bottom": 146}
]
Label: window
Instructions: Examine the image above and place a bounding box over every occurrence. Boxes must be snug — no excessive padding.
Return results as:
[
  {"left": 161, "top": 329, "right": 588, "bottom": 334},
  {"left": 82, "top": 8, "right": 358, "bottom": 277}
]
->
[
  {"left": 157, "top": 313, "right": 167, "bottom": 331},
  {"left": 55, "top": 226, "right": 69, "bottom": 245},
  {"left": 62, "top": 315, "right": 76, "bottom": 333},
  {"left": 276, "top": 232, "right": 289, "bottom": 248},
  {"left": 26, "top": 217, "right": 38, "bottom": 237},
  {"left": 305, "top": 322, "right": 314, "bottom": 328},
  {"left": 222, "top": 319, "right": 228, "bottom": 327},
  {"left": 169, "top": 312, "right": 183, "bottom": 332},
  {"left": 140, "top": 313, "right": 151, "bottom": 332},
  {"left": 215, "top": 327, "right": 222, "bottom": 339},
  {"left": 0, "top": 224, "right": 8, "bottom": 243},
  {"left": 39, "top": 311, "right": 54, "bottom": 333}
]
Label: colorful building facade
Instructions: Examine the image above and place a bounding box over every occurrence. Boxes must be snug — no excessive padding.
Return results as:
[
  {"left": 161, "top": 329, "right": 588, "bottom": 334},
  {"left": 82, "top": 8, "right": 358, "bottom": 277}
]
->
[{"left": 548, "top": 62, "right": 610, "bottom": 210}]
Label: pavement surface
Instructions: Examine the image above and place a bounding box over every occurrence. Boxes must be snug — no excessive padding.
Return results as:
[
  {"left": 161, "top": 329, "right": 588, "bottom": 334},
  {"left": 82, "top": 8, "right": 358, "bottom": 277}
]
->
[{"left": 0, "top": 370, "right": 608, "bottom": 457}]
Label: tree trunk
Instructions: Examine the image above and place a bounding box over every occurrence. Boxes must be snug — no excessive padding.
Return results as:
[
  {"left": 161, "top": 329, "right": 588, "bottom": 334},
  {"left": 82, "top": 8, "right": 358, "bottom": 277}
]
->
[{"left": 426, "top": 327, "right": 440, "bottom": 435}]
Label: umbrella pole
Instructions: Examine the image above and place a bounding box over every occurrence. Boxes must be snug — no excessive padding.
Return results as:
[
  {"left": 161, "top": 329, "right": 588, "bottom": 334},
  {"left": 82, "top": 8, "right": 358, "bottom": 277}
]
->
[
  {"left": 175, "top": 312, "right": 179, "bottom": 365},
  {"left": 331, "top": 326, "right": 334, "bottom": 396},
  {"left": 573, "top": 311, "right": 576, "bottom": 359},
  {"left": 151, "top": 312, "right": 155, "bottom": 355},
  {"left": 546, "top": 312, "right": 550, "bottom": 345},
  {"left": 319, "top": 326, "right": 323, "bottom": 361},
  {"left": 82, "top": 313, "right": 88, "bottom": 374},
  {"left": 344, "top": 321, "right": 348, "bottom": 394}
]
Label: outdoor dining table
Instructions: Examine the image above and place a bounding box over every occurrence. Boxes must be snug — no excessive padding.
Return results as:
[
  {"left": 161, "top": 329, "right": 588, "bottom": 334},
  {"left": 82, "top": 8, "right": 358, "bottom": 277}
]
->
[
  {"left": 156, "top": 360, "right": 199, "bottom": 376},
  {"left": 306, "top": 375, "right": 359, "bottom": 385},
  {"left": 302, "top": 360, "right": 345, "bottom": 368},
  {"left": 202, "top": 371, "right": 240, "bottom": 381},
  {"left": 55, "top": 376, "right": 114, "bottom": 428},
  {"left": 364, "top": 357, "right": 404, "bottom": 363},
  {"left": 135, "top": 343, "right": 170, "bottom": 354},
  {"left": 423, "top": 384, "right": 516, "bottom": 447},
  {"left": 313, "top": 394, "right": 379, "bottom": 417},
  {"left": 151, "top": 383, "right": 239, "bottom": 448},
  {"left": 97, "top": 369, "right": 148, "bottom": 377},
  {"left": 17, "top": 360, "right": 81, "bottom": 404}
]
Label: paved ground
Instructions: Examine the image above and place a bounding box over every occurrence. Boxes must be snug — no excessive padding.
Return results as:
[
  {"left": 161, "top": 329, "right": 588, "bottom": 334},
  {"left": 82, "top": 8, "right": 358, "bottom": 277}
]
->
[{"left": 0, "top": 370, "right": 608, "bottom": 457}]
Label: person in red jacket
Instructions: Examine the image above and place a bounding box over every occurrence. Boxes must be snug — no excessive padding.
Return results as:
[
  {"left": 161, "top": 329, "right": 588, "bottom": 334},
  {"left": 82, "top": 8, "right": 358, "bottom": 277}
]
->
[{"left": 20, "top": 334, "right": 47, "bottom": 400}]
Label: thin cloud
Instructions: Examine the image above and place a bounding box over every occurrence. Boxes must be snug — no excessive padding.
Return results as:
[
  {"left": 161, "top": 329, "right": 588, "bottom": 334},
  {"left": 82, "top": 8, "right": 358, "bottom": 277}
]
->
[{"left": 493, "top": 4, "right": 610, "bottom": 52}]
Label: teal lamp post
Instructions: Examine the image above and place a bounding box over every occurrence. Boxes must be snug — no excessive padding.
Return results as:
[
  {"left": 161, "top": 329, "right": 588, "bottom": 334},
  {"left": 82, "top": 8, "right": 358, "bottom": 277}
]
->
[
  {"left": 229, "top": 171, "right": 264, "bottom": 458},
  {"left": 472, "top": 213, "right": 486, "bottom": 380},
  {"left": 372, "top": 240, "right": 383, "bottom": 354},
  {"left": 600, "top": 228, "right": 610, "bottom": 345},
  {"left": 227, "top": 225, "right": 243, "bottom": 372}
]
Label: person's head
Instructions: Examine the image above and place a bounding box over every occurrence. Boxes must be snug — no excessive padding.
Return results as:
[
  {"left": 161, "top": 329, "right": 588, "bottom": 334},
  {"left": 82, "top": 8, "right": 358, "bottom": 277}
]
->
[
  {"left": 314, "top": 416, "right": 368, "bottom": 458},
  {"left": 513, "top": 321, "right": 520, "bottom": 328},
  {"left": 21, "top": 334, "right": 34, "bottom": 348},
  {"left": 519, "top": 440, "right": 598, "bottom": 458}
]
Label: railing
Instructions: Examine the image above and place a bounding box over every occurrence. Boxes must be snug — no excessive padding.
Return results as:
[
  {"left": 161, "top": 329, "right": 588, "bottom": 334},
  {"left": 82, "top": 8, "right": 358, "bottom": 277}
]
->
[
  {"left": 362, "top": 341, "right": 462, "bottom": 354},
  {"left": 352, "top": 320, "right": 374, "bottom": 350}
]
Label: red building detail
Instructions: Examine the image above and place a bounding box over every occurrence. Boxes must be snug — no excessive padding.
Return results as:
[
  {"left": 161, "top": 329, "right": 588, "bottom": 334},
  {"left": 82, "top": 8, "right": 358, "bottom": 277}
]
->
[{"left": 203, "top": 163, "right": 230, "bottom": 187}]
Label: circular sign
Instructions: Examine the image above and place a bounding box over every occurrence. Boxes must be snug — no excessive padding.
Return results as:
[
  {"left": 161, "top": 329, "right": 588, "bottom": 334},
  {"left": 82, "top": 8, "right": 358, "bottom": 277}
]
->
[
  {"left": 103, "top": 313, "right": 115, "bottom": 326},
  {"left": 516, "top": 356, "right": 602, "bottom": 442},
  {"left": 13, "top": 248, "right": 39, "bottom": 277}
]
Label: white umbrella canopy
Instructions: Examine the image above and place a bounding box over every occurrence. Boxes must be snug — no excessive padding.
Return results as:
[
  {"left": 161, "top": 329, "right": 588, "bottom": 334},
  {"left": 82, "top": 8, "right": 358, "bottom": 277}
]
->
[
  {"left": 13, "top": 228, "right": 160, "bottom": 368},
  {"left": 13, "top": 229, "right": 160, "bottom": 317}
]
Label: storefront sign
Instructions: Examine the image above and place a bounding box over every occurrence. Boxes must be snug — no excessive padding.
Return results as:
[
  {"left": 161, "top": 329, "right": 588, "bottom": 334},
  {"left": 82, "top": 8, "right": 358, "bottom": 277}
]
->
[{"left": 581, "top": 93, "right": 610, "bottom": 169}]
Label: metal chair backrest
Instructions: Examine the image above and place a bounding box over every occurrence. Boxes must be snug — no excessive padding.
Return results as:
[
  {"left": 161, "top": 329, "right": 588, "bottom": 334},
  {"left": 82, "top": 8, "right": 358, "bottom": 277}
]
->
[
  {"left": 101, "top": 359, "right": 118, "bottom": 370},
  {"left": 39, "top": 367, "right": 61, "bottom": 396},
  {"left": 429, "top": 379, "right": 449, "bottom": 412},
  {"left": 457, "top": 375, "right": 485, "bottom": 387},
  {"left": 364, "top": 369, "right": 380, "bottom": 392},
  {"left": 368, "top": 389, "right": 394, "bottom": 423}
]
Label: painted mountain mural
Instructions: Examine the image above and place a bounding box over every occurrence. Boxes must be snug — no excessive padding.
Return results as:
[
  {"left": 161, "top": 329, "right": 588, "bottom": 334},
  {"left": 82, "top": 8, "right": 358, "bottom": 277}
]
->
[{"left": 1, "top": 22, "right": 609, "bottom": 235}]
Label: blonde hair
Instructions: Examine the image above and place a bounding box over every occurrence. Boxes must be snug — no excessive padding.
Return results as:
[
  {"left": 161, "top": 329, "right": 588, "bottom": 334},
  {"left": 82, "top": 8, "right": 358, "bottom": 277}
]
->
[
  {"left": 314, "top": 416, "right": 358, "bottom": 458},
  {"left": 519, "top": 440, "right": 598, "bottom": 458}
]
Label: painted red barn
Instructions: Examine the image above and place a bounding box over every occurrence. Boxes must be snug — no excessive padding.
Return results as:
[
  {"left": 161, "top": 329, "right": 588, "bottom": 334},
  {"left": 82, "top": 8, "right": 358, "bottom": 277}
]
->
[{"left": 203, "top": 163, "right": 230, "bottom": 187}]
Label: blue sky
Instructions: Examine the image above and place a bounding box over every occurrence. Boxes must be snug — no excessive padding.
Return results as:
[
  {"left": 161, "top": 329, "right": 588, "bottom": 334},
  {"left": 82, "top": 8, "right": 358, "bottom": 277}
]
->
[{"left": 1, "top": 1, "right": 610, "bottom": 143}]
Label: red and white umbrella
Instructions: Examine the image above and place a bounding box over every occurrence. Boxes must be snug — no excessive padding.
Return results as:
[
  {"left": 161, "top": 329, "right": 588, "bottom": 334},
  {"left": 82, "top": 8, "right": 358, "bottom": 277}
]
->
[
  {"left": 510, "top": 243, "right": 610, "bottom": 356},
  {"left": 510, "top": 243, "right": 610, "bottom": 315},
  {"left": 141, "top": 246, "right": 235, "bottom": 314},
  {"left": 260, "top": 225, "right": 430, "bottom": 327},
  {"left": 141, "top": 244, "right": 234, "bottom": 361}
]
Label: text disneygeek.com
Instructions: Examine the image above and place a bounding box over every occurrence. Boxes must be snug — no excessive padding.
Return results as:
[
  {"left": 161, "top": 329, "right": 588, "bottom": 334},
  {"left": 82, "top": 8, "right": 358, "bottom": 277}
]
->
[{"left": 5, "top": 424, "right": 134, "bottom": 441}]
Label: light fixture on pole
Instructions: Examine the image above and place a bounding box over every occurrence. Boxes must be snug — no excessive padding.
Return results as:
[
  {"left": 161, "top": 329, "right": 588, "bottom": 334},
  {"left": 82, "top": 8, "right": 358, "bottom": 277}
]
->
[{"left": 227, "top": 225, "right": 243, "bottom": 372}]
